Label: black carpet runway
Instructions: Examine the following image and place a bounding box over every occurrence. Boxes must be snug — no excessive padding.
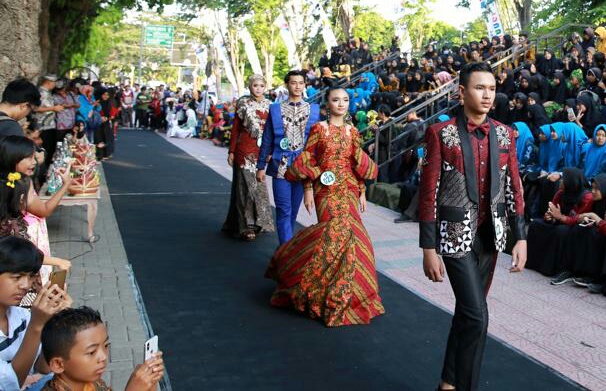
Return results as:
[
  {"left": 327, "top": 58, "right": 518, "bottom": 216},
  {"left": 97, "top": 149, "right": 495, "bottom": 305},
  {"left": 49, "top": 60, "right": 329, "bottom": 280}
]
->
[{"left": 104, "top": 129, "right": 582, "bottom": 391}]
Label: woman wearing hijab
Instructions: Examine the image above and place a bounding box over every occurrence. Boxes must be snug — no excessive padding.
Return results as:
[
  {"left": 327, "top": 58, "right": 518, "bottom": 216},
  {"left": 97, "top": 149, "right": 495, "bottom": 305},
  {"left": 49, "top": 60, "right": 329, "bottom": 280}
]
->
[
  {"left": 581, "top": 124, "right": 606, "bottom": 180},
  {"left": 527, "top": 167, "right": 593, "bottom": 277},
  {"left": 586, "top": 68, "right": 606, "bottom": 101},
  {"left": 526, "top": 92, "right": 550, "bottom": 133},
  {"left": 511, "top": 92, "right": 530, "bottom": 124},
  {"left": 491, "top": 93, "right": 512, "bottom": 125},
  {"left": 496, "top": 68, "right": 515, "bottom": 98},
  {"left": 572, "top": 173, "right": 606, "bottom": 294},
  {"left": 575, "top": 92, "right": 606, "bottom": 139},
  {"left": 554, "top": 173, "right": 606, "bottom": 288},
  {"left": 517, "top": 69, "right": 536, "bottom": 96},
  {"left": 513, "top": 122, "right": 537, "bottom": 173},
  {"left": 537, "top": 49, "right": 562, "bottom": 79},
  {"left": 549, "top": 71, "right": 570, "bottom": 105},
  {"left": 595, "top": 26, "right": 606, "bottom": 55},
  {"left": 531, "top": 123, "right": 570, "bottom": 217}
]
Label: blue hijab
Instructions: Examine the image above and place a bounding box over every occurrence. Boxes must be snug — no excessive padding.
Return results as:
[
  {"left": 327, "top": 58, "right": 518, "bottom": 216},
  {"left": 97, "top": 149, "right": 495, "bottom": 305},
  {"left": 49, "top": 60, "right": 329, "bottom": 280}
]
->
[
  {"left": 438, "top": 114, "right": 450, "bottom": 122},
  {"left": 538, "top": 124, "right": 565, "bottom": 172},
  {"left": 513, "top": 122, "right": 534, "bottom": 163},
  {"left": 583, "top": 124, "right": 606, "bottom": 179},
  {"left": 559, "top": 122, "right": 588, "bottom": 167},
  {"left": 359, "top": 72, "right": 379, "bottom": 92}
]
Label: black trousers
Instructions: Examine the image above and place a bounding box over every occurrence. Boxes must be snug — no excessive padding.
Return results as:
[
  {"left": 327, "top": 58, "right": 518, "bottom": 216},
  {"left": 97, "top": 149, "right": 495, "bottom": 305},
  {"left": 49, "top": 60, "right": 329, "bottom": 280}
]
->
[
  {"left": 441, "top": 223, "right": 496, "bottom": 391},
  {"left": 40, "top": 128, "right": 57, "bottom": 166}
]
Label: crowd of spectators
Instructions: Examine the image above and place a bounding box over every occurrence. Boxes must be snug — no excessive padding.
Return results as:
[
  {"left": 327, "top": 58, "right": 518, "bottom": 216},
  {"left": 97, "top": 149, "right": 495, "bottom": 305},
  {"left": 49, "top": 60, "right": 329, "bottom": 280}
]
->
[{"left": 0, "top": 77, "right": 165, "bottom": 389}]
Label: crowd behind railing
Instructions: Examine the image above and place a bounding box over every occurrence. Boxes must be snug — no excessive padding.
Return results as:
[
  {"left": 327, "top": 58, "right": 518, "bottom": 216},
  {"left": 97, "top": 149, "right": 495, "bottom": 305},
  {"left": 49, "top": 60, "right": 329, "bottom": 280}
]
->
[{"left": 0, "top": 23, "right": 605, "bottom": 391}]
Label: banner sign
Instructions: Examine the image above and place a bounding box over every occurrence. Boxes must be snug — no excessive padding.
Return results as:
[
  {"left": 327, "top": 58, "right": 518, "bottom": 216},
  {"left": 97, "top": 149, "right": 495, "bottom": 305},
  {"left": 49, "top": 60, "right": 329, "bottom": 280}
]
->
[{"left": 479, "top": 0, "right": 505, "bottom": 37}]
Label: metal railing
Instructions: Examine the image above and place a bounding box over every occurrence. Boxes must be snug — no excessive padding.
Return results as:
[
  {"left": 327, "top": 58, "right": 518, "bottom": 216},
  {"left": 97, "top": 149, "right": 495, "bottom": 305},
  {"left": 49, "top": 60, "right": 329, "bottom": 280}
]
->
[{"left": 309, "top": 51, "right": 401, "bottom": 104}]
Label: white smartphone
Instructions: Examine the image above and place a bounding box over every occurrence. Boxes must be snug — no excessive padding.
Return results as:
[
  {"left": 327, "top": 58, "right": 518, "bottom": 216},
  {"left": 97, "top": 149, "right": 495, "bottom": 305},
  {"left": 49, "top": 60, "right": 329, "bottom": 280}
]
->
[
  {"left": 567, "top": 107, "right": 576, "bottom": 120},
  {"left": 144, "top": 335, "right": 158, "bottom": 361}
]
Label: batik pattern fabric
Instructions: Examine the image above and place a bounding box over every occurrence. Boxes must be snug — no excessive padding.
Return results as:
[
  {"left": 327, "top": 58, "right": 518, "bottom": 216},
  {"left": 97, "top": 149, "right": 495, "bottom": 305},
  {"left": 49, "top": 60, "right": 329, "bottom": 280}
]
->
[
  {"left": 276, "top": 102, "right": 310, "bottom": 179},
  {"left": 224, "top": 97, "right": 274, "bottom": 236},
  {"left": 265, "top": 123, "right": 384, "bottom": 327}
]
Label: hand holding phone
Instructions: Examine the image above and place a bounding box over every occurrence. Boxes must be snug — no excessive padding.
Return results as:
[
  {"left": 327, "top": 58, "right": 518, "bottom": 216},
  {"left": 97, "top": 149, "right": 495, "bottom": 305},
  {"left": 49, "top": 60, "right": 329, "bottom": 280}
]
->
[
  {"left": 49, "top": 269, "right": 67, "bottom": 289},
  {"left": 144, "top": 335, "right": 159, "bottom": 361}
]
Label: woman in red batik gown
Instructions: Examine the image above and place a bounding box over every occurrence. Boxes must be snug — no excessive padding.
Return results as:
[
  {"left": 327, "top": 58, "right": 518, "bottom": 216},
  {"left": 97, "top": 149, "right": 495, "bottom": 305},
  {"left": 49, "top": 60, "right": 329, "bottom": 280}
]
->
[{"left": 265, "top": 87, "right": 384, "bottom": 327}]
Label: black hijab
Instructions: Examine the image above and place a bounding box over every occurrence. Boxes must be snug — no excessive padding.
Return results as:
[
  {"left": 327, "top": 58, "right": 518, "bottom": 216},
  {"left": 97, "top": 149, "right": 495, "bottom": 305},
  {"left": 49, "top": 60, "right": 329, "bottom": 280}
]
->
[
  {"left": 527, "top": 92, "right": 550, "bottom": 131},
  {"left": 512, "top": 92, "right": 529, "bottom": 123},
  {"left": 497, "top": 68, "right": 516, "bottom": 98},
  {"left": 578, "top": 92, "right": 604, "bottom": 138},
  {"left": 491, "top": 93, "right": 512, "bottom": 125},
  {"left": 550, "top": 71, "right": 569, "bottom": 104},
  {"left": 561, "top": 167, "right": 588, "bottom": 215}
]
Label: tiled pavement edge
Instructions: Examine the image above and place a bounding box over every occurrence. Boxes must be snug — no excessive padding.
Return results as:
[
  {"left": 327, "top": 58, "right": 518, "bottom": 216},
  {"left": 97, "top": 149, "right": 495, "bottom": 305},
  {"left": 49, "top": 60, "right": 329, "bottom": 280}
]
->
[
  {"left": 165, "top": 133, "right": 605, "bottom": 391},
  {"left": 46, "top": 165, "right": 171, "bottom": 390}
]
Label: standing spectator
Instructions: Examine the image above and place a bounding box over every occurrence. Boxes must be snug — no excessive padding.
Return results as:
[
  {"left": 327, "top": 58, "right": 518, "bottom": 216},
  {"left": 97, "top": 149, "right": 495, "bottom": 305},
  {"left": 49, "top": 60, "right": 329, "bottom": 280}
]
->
[
  {"left": 34, "top": 75, "right": 64, "bottom": 165},
  {"left": 76, "top": 85, "right": 100, "bottom": 144},
  {"left": 120, "top": 84, "right": 134, "bottom": 128},
  {"left": 0, "top": 78, "right": 41, "bottom": 137},
  {"left": 135, "top": 86, "right": 151, "bottom": 129},
  {"left": 52, "top": 79, "right": 79, "bottom": 142}
]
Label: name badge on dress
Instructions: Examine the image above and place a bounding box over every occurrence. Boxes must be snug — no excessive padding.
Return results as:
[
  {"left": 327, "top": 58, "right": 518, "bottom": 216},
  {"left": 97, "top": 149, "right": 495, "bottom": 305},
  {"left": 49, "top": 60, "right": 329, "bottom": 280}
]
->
[
  {"left": 257, "top": 137, "right": 263, "bottom": 147},
  {"left": 279, "top": 137, "right": 290, "bottom": 150},
  {"left": 320, "top": 171, "right": 336, "bottom": 186}
]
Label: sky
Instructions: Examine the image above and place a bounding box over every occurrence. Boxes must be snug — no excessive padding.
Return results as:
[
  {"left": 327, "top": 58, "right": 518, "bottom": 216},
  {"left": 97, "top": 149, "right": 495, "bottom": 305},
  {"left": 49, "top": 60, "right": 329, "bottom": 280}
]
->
[{"left": 361, "top": 0, "right": 483, "bottom": 29}]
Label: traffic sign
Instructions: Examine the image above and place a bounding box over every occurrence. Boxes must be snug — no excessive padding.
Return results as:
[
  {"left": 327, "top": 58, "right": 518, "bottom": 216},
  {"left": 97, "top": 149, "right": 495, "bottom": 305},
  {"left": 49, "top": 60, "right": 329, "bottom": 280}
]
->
[{"left": 145, "top": 25, "right": 174, "bottom": 47}]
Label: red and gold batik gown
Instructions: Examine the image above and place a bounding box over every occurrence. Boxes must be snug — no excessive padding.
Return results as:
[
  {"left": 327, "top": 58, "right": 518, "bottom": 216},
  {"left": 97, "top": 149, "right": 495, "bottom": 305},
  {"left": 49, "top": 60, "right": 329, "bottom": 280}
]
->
[{"left": 265, "top": 122, "right": 385, "bottom": 327}]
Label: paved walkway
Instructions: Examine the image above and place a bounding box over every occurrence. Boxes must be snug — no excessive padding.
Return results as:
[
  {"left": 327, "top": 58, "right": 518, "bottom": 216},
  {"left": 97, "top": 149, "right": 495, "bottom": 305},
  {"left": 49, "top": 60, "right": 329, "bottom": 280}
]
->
[
  {"left": 165, "top": 134, "right": 606, "bottom": 391},
  {"left": 46, "top": 166, "right": 160, "bottom": 389}
]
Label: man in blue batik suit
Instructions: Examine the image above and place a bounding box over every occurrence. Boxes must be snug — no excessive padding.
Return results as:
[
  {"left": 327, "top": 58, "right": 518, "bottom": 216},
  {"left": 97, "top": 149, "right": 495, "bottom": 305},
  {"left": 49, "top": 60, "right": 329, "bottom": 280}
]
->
[{"left": 256, "top": 70, "right": 321, "bottom": 244}]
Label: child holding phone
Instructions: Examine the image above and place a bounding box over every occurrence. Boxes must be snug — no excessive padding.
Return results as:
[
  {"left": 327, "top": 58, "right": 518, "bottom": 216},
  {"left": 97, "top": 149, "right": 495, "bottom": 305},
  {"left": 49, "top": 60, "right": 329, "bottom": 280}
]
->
[
  {"left": 0, "top": 236, "right": 72, "bottom": 390},
  {"left": 40, "top": 307, "right": 164, "bottom": 391}
]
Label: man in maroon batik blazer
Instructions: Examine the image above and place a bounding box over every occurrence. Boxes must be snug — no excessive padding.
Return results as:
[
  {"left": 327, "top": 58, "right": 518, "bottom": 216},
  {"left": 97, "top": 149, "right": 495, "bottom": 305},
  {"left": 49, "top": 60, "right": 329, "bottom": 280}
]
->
[{"left": 418, "top": 62, "right": 527, "bottom": 391}]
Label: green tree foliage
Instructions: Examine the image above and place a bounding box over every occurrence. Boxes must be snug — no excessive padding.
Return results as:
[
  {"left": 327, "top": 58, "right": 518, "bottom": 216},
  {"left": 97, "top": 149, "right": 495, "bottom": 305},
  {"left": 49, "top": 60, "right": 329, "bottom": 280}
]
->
[
  {"left": 352, "top": 11, "right": 395, "bottom": 52},
  {"left": 462, "top": 17, "right": 488, "bottom": 43},
  {"left": 43, "top": 0, "right": 173, "bottom": 73},
  {"left": 532, "top": 0, "right": 606, "bottom": 32}
]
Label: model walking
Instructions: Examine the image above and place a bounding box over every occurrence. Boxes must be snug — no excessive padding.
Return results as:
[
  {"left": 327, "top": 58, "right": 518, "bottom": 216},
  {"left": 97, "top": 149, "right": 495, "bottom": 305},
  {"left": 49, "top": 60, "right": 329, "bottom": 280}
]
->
[
  {"left": 265, "top": 86, "right": 384, "bottom": 327},
  {"left": 223, "top": 75, "right": 274, "bottom": 240}
]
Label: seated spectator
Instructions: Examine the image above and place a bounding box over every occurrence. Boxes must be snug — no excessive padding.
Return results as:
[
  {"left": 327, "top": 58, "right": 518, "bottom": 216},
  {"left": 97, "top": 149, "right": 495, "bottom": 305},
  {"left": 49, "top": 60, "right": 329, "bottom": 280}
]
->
[
  {"left": 496, "top": 69, "right": 515, "bottom": 98},
  {"left": 0, "top": 236, "right": 71, "bottom": 390},
  {"left": 0, "top": 79, "right": 41, "bottom": 137},
  {"left": 549, "top": 71, "right": 570, "bottom": 105},
  {"left": 595, "top": 26, "right": 606, "bottom": 55},
  {"left": 580, "top": 125, "right": 606, "bottom": 181},
  {"left": 526, "top": 167, "right": 593, "bottom": 277},
  {"left": 585, "top": 68, "right": 606, "bottom": 102},
  {"left": 560, "top": 173, "right": 606, "bottom": 291},
  {"left": 536, "top": 49, "right": 562, "bottom": 78},
  {"left": 40, "top": 306, "right": 164, "bottom": 391},
  {"left": 512, "top": 122, "right": 537, "bottom": 174},
  {"left": 527, "top": 92, "right": 550, "bottom": 133},
  {"left": 491, "top": 92, "right": 513, "bottom": 125},
  {"left": 574, "top": 92, "right": 605, "bottom": 139}
]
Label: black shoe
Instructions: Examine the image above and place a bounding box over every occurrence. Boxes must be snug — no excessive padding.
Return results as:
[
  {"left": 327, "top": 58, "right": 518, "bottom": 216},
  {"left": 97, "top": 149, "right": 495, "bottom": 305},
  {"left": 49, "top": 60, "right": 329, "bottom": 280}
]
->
[
  {"left": 551, "top": 271, "right": 573, "bottom": 285},
  {"left": 573, "top": 277, "right": 594, "bottom": 287},
  {"left": 394, "top": 214, "right": 413, "bottom": 223},
  {"left": 587, "top": 283, "right": 604, "bottom": 293}
]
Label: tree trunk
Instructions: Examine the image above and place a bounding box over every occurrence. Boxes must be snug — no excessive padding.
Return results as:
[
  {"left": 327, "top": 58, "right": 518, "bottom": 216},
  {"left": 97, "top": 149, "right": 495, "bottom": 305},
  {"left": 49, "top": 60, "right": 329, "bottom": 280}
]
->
[
  {"left": 338, "top": 0, "right": 355, "bottom": 39},
  {"left": 515, "top": 0, "right": 532, "bottom": 31},
  {"left": 0, "top": 0, "right": 43, "bottom": 90}
]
